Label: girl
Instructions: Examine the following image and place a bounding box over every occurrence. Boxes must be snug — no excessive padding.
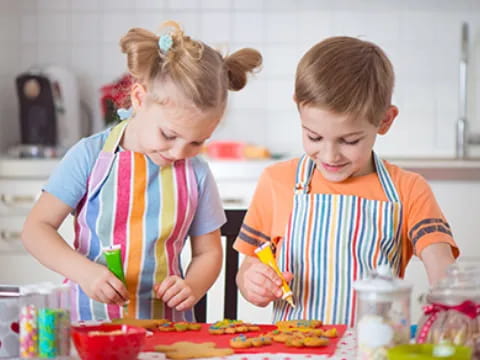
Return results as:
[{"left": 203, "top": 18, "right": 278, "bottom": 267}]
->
[{"left": 22, "top": 21, "right": 262, "bottom": 321}]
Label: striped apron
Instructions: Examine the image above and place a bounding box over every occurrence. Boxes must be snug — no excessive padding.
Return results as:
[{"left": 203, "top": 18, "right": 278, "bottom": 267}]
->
[
  {"left": 68, "top": 120, "right": 199, "bottom": 322},
  {"left": 273, "top": 153, "right": 403, "bottom": 326}
]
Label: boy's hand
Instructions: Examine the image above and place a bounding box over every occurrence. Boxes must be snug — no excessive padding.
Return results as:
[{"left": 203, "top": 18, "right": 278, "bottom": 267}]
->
[
  {"left": 154, "top": 276, "right": 196, "bottom": 312},
  {"left": 237, "top": 257, "right": 293, "bottom": 307},
  {"left": 78, "top": 262, "right": 129, "bottom": 306}
]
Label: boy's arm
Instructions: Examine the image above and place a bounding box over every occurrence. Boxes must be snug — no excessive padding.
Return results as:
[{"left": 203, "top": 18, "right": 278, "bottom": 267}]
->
[
  {"left": 403, "top": 174, "right": 459, "bottom": 284},
  {"left": 420, "top": 242, "right": 455, "bottom": 285}
]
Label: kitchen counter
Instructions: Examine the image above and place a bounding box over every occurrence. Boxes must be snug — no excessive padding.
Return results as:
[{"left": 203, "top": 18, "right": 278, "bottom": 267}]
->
[
  {"left": 208, "top": 157, "right": 480, "bottom": 181},
  {"left": 2, "top": 156, "right": 480, "bottom": 181}
]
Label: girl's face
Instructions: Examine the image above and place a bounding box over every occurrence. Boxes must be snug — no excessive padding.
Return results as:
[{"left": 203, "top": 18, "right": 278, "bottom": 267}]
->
[
  {"left": 299, "top": 105, "right": 396, "bottom": 183},
  {"left": 128, "top": 82, "right": 223, "bottom": 166}
]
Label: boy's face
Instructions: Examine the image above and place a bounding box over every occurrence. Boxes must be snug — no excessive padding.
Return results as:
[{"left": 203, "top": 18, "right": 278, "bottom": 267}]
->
[{"left": 299, "top": 105, "right": 385, "bottom": 183}]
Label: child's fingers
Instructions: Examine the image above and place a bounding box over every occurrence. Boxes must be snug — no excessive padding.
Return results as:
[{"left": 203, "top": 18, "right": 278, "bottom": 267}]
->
[
  {"left": 282, "top": 271, "right": 294, "bottom": 283},
  {"left": 167, "top": 287, "right": 193, "bottom": 310},
  {"left": 253, "top": 263, "right": 283, "bottom": 286},
  {"left": 155, "top": 276, "right": 177, "bottom": 299},
  {"left": 108, "top": 277, "right": 129, "bottom": 302},
  {"left": 176, "top": 295, "right": 195, "bottom": 312},
  {"left": 159, "top": 278, "right": 183, "bottom": 303},
  {"left": 248, "top": 280, "right": 282, "bottom": 300},
  {"left": 100, "top": 284, "right": 124, "bottom": 305}
]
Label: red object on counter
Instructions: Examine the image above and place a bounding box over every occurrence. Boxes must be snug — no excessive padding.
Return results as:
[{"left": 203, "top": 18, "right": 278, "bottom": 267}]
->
[
  {"left": 71, "top": 324, "right": 146, "bottom": 360},
  {"left": 143, "top": 323, "right": 347, "bottom": 356},
  {"left": 206, "top": 141, "right": 246, "bottom": 160}
]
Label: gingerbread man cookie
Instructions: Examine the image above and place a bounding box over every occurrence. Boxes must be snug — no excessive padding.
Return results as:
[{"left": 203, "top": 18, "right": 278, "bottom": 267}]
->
[{"left": 154, "top": 341, "right": 234, "bottom": 359}]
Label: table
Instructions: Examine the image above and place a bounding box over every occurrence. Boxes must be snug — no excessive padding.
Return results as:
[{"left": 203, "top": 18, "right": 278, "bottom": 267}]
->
[{"left": 137, "top": 330, "right": 357, "bottom": 360}]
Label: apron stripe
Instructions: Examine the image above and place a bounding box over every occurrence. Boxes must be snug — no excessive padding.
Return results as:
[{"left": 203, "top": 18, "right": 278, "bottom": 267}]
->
[
  {"left": 138, "top": 161, "right": 160, "bottom": 319},
  {"left": 106, "top": 152, "right": 131, "bottom": 319},
  {"left": 126, "top": 153, "right": 147, "bottom": 316},
  {"left": 154, "top": 166, "right": 175, "bottom": 319},
  {"left": 95, "top": 159, "right": 119, "bottom": 320},
  {"left": 349, "top": 197, "right": 362, "bottom": 325},
  {"left": 168, "top": 163, "right": 188, "bottom": 321}
]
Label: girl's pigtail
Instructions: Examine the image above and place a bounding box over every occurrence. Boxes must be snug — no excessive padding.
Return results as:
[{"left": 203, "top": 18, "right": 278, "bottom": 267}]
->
[{"left": 224, "top": 49, "right": 263, "bottom": 91}]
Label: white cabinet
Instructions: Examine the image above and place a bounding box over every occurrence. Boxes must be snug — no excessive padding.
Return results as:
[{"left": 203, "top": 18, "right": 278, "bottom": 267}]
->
[{"left": 0, "top": 158, "right": 74, "bottom": 285}]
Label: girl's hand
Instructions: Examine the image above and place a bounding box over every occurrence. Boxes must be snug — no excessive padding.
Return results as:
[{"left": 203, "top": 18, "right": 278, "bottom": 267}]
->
[
  {"left": 154, "top": 276, "right": 196, "bottom": 312},
  {"left": 78, "top": 262, "right": 129, "bottom": 305},
  {"left": 237, "top": 257, "right": 293, "bottom": 307}
]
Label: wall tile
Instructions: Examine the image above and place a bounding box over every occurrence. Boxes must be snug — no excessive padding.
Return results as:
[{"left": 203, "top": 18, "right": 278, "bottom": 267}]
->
[
  {"left": 20, "top": 44, "right": 37, "bottom": 70},
  {"left": 262, "top": 45, "right": 299, "bottom": 78},
  {"left": 135, "top": 0, "right": 165, "bottom": 10},
  {"left": 200, "top": 11, "right": 231, "bottom": 44},
  {"left": 0, "top": 14, "right": 19, "bottom": 42},
  {"left": 0, "top": 43, "right": 20, "bottom": 75},
  {"left": 100, "top": 44, "right": 128, "bottom": 78},
  {"left": 21, "top": 15, "right": 37, "bottom": 43},
  {"left": 37, "top": 0, "right": 70, "bottom": 11},
  {"left": 71, "top": 0, "right": 100, "bottom": 11},
  {"left": 0, "top": 0, "right": 20, "bottom": 13},
  {"left": 101, "top": 0, "right": 134, "bottom": 10},
  {"left": 265, "top": 12, "right": 297, "bottom": 43},
  {"left": 201, "top": 0, "right": 231, "bottom": 10},
  {"left": 232, "top": 0, "right": 263, "bottom": 10},
  {"left": 71, "top": 14, "right": 100, "bottom": 43},
  {"left": 263, "top": 0, "right": 297, "bottom": 11},
  {"left": 38, "top": 13, "right": 69, "bottom": 43},
  {"left": 265, "top": 109, "right": 302, "bottom": 155},
  {"left": 167, "top": 0, "right": 200, "bottom": 10},
  {"left": 71, "top": 45, "right": 100, "bottom": 75},
  {"left": 37, "top": 44, "right": 71, "bottom": 66},
  {"left": 232, "top": 12, "right": 264, "bottom": 43},
  {"left": 229, "top": 78, "right": 267, "bottom": 109},
  {"left": 101, "top": 13, "right": 137, "bottom": 42},
  {"left": 266, "top": 79, "right": 295, "bottom": 111}
]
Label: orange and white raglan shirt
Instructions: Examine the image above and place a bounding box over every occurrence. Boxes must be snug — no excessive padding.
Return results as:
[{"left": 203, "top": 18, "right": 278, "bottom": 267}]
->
[{"left": 233, "top": 158, "right": 459, "bottom": 277}]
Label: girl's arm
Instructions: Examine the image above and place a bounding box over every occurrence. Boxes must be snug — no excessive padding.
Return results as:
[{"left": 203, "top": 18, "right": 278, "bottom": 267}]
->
[
  {"left": 22, "top": 192, "right": 128, "bottom": 304},
  {"left": 420, "top": 242, "right": 455, "bottom": 285},
  {"left": 185, "top": 229, "right": 223, "bottom": 300}
]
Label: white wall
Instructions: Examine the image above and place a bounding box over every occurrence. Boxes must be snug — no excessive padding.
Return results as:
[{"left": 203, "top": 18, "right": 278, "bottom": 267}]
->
[{"left": 1, "top": 0, "right": 480, "bottom": 158}]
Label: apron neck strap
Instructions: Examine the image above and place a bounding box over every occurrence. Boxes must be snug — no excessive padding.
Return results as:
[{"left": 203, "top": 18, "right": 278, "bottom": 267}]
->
[
  {"left": 102, "top": 120, "right": 129, "bottom": 153},
  {"left": 294, "top": 152, "right": 400, "bottom": 202}
]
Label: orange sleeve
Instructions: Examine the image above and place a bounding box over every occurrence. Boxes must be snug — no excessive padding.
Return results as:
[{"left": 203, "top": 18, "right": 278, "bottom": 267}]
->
[
  {"left": 404, "top": 175, "right": 459, "bottom": 258},
  {"left": 233, "top": 168, "right": 274, "bottom": 256}
]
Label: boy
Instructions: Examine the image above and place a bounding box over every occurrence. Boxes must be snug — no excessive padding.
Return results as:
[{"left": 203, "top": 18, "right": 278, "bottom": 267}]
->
[{"left": 234, "top": 36, "right": 458, "bottom": 325}]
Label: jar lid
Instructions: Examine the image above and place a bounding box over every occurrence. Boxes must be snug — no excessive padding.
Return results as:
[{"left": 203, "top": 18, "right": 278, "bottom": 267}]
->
[
  {"left": 427, "top": 259, "right": 480, "bottom": 304},
  {"left": 353, "top": 264, "right": 412, "bottom": 296}
]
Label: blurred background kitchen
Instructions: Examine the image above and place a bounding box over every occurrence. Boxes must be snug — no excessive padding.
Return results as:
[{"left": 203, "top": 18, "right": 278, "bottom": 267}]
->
[{"left": 0, "top": 0, "right": 479, "bottom": 323}]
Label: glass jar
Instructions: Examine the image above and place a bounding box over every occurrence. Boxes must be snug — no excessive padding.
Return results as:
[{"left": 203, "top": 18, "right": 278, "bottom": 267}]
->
[
  {"left": 353, "top": 264, "right": 412, "bottom": 360},
  {"left": 416, "top": 259, "right": 480, "bottom": 356}
]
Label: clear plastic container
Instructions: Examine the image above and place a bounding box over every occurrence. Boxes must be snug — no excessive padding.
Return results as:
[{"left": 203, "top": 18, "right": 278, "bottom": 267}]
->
[
  {"left": 416, "top": 259, "right": 480, "bottom": 357},
  {"left": 19, "top": 285, "right": 40, "bottom": 358},
  {"left": 353, "top": 264, "right": 412, "bottom": 360}
]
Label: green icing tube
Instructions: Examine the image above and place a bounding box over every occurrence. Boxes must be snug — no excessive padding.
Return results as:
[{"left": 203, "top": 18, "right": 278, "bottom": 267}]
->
[{"left": 103, "top": 245, "right": 126, "bottom": 283}]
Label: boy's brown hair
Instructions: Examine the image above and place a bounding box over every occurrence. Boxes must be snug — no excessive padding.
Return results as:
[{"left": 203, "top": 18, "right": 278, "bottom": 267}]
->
[{"left": 295, "top": 36, "right": 394, "bottom": 126}]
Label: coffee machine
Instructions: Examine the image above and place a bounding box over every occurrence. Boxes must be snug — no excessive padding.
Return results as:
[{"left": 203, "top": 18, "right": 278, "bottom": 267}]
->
[{"left": 12, "top": 65, "right": 87, "bottom": 157}]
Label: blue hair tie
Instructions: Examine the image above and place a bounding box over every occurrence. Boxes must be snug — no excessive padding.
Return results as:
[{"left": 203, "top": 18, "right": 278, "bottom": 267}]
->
[
  {"left": 158, "top": 34, "right": 173, "bottom": 53},
  {"left": 117, "top": 107, "right": 133, "bottom": 120}
]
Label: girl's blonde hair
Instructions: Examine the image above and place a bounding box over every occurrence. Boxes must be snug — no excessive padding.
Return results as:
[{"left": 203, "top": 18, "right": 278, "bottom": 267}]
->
[
  {"left": 295, "top": 36, "right": 394, "bottom": 125},
  {"left": 120, "top": 21, "right": 262, "bottom": 110}
]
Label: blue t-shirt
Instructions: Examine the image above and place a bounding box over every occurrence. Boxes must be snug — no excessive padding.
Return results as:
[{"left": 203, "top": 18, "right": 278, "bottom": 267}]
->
[{"left": 44, "top": 128, "right": 226, "bottom": 237}]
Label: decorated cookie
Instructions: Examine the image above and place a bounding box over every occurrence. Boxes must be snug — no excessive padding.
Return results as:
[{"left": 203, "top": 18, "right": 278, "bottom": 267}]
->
[
  {"left": 229, "top": 334, "right": 272, "bottom": 349},
  {"left": 154, "top": 341, "right": 234, "bottom": 359}
]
